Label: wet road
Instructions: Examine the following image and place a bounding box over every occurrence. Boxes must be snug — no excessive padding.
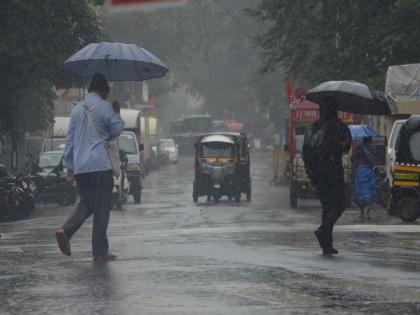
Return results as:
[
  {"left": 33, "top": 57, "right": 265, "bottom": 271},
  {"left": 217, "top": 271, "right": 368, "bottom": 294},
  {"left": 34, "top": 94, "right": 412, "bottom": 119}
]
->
[{"left": 2, "top": 153, "right": 420, "bottom": 314}]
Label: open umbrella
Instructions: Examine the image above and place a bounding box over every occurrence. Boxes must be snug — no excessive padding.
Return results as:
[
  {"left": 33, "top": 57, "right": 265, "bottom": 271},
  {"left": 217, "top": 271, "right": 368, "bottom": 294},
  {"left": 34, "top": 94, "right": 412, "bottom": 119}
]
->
[
  {"left": 64, "top": 42, "right": 169, "bottom": 81},
  {"left": 348, "top": 125, "right": 379, "bottom": 140},
  {"left": 306, "top": 80, "right": 391, "bottom": 115}
]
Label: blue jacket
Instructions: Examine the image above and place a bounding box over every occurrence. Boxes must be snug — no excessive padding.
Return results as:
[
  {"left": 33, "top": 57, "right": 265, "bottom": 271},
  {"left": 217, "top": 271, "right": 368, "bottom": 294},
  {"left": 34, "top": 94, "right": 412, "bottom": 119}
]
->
[{"left": 64, "top": 92, "right": 124, "bottom": 174}]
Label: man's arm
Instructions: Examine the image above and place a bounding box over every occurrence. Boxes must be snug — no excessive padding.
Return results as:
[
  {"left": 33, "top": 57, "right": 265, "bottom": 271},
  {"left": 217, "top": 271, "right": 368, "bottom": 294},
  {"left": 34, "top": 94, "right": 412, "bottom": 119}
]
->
[
  {"left": 105, "top": 102, "right": 124, "bottom": 138},
  {"left": 341, "top": 124, "right": 352, "bottom": 152}
]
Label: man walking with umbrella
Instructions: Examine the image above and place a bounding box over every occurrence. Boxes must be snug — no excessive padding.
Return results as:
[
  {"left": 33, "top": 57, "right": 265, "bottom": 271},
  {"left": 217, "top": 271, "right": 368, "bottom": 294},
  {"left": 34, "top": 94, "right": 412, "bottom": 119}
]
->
[
  {"left": 55, "top": 73, "right": 124, "bottom": 261},
  {"left": 302, "top": 100, "right": 352, "bottom": 255}
]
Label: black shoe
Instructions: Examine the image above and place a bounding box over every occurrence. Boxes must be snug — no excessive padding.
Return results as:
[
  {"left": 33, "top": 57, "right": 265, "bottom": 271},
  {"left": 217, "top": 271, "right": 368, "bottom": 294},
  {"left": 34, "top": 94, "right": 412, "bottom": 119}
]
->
[
  {"left": 323, "top": 247, "right": 338, "bottom": 255},
  {"left": 314, "top": 230, "right": 327, "bottom": 248}
]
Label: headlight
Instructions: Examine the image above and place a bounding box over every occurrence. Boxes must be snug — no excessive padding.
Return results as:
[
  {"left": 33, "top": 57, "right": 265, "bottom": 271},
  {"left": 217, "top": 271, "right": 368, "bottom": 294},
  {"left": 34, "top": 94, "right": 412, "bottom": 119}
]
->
[
  {"left": 200, "top": 163, "right": 211, "bottom": 174},
  {"left": 296, "top": 167, "right": 307, "bottom": 180},
  {"left": 222, "top": 164, "right": 235, "bottom": 175},
  {"left": 127, "top": 164, "right": 137, "bottom": 172},
  {"left": 296, "top": 157, "right": 305, "bottom": 167}
]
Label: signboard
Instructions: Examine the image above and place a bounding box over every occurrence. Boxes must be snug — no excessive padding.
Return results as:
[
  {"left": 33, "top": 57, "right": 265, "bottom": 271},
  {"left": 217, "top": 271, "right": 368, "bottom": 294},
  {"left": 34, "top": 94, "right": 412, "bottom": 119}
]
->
[{"left": 290, "top": 99, "right": 355, "bottom": 124}]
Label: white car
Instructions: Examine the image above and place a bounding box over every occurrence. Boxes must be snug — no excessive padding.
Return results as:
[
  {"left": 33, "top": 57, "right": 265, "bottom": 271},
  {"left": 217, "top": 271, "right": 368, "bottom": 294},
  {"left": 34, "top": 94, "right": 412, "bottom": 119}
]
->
[{"left": 160, "top": 138, "right": 178, "bottom": 163}]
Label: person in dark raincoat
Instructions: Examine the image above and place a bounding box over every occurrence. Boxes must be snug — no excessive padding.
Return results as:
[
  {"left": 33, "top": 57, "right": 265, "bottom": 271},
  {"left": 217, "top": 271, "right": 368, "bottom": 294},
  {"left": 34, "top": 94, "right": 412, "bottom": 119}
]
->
[
  {"left": 302, "top": 101, "right": 352, "bottom": 255},
  {"left": 352, "top": 136, "right": 375, "bottom": 220}
]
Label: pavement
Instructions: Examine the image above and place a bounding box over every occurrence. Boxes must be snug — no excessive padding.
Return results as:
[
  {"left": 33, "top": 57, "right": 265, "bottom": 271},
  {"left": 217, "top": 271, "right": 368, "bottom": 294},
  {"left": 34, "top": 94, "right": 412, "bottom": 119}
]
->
[{"left": 1, "top": 152, "right": 420, "bottom": 314}]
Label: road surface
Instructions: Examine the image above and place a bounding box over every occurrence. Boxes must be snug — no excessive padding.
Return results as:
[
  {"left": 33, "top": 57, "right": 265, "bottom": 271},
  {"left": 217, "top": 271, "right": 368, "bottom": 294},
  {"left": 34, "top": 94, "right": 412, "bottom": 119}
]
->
[{"left": 1, "top": 153, "right": 420, "bottom": 314}]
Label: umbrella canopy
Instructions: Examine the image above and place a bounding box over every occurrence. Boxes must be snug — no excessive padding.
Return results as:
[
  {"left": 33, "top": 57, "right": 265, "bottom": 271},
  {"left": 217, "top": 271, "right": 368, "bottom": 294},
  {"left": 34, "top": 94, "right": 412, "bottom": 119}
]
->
[
  {"left": 348, "top": 125, "right": 379, "bottom": 140},
  {"left": 64, "top": 42, "right": 169, "bottom": 81},
  {"left": 306, "top": 80, "right": 391, "bottom": 115}
]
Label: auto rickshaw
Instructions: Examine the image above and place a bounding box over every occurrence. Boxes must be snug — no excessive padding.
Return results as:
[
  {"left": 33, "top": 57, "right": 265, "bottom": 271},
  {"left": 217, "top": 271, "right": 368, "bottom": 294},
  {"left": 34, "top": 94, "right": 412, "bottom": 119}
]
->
[
  {"left": 193, "top": 133, "right": 247, "bottom": 203},
  {"left": 389, "top": 115, "right": 420, "bottom": 222}
]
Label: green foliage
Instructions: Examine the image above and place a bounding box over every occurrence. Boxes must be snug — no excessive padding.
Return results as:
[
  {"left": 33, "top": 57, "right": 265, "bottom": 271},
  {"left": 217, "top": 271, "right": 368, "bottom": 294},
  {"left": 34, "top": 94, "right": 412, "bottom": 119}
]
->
[
  {"left": 250, "top": 0, "right": 420, "bottom": 89},
  {"left": 0, "top": 0, "right": 103, "bottom": 136}
]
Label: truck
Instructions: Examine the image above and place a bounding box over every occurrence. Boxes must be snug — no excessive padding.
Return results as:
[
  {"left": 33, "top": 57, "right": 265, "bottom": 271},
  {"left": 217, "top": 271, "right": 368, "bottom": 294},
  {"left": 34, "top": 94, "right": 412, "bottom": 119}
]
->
[
  {"left": 287, "top": 95, "right": 355, "bottom": 208},
  {"left": 170, "top": 114, "right": 213, "bottom": 155},
  {"left": 42, "top": 116, "right": 70, "bottom": 152},
  {"left": 140, "top": 115, "right": 165, "bottom": 169}
]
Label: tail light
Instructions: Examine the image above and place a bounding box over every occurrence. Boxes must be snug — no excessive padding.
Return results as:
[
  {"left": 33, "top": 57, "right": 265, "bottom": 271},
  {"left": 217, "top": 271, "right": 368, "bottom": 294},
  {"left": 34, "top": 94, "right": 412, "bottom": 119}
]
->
[{"left": 136, "top": 163, "right": 141, "bottom": 172}]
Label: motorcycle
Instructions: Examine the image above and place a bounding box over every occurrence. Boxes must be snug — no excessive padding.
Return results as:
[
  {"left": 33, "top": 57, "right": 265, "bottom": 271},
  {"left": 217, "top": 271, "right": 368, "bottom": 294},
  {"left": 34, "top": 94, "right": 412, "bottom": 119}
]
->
[
  {"left": 0, "top": 168, "right": 35, "bottom": 221},
  {"left": 31, "top": 161, "right": 78, "bottom": 206},
  {"left": 112, "top": 150, "right": 130, "bottom": 210}
]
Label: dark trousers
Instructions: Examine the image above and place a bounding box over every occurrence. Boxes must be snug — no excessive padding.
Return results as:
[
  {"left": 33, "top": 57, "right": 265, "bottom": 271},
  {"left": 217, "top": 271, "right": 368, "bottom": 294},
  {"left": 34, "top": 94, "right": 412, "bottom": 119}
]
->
[
  {"left": 62, "top": 170, "right": 113, "bottom": 256},
  {"left": 313, "top": 167, "right": 345, "bottom": 248}
]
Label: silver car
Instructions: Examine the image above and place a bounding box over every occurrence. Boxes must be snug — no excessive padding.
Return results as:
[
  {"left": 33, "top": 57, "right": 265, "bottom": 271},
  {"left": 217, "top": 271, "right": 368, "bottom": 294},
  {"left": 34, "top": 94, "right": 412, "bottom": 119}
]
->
[{"left": 160, "top": 138, "right": 178, "bottom": 163}]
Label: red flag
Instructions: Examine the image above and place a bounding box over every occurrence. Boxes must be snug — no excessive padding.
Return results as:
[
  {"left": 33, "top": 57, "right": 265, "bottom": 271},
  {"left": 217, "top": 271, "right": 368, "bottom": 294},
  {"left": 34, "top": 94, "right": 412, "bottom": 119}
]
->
[{"left": 109, "top": 0, "right": 187, "bottom": 11}]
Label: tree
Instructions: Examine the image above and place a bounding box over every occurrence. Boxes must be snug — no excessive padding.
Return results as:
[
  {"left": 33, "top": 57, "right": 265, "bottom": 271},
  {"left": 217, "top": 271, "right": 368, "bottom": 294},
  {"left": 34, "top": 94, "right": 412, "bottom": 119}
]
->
[
  {"left": 102, "top": 0, "right": 286, "bottom": 126},
  {"left": 0, "top": 0, "right": 103, "bottom": 137},
  {"left": 249, "top": 0, "right": 420, "bottom": 89}
]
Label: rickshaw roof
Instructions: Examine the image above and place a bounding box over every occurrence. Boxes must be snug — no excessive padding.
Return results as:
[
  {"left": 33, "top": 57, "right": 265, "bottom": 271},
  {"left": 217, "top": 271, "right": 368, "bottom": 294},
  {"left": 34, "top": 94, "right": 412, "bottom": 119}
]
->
[
  {"left": 401, "top": 115, "right": 420, "bottom": 132},
  {"left": 201, "top": 134, "right": 235, "bottom": 144},
  {"left": 209, "top": 132, "right": 248, "bottom": 138}
]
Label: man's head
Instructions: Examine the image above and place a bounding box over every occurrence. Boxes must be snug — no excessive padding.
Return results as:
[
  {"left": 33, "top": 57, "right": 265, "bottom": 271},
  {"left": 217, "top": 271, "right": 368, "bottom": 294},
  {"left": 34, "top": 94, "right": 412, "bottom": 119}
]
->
[
  {"left": 88, "top": 73, "right": 110, "bottom": 99},
  {"left": 320, "top": 98, "right": 338, "bottom": 120}
]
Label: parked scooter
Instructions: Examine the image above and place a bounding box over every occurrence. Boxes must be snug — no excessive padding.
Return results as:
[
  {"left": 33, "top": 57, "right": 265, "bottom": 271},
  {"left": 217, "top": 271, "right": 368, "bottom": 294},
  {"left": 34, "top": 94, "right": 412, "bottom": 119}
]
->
[
  {"left": 112, "top": 150, "right": 130, "bottom": 210},
  {"left": 31, "top": 160, "right": 77, "bottom": 206}
]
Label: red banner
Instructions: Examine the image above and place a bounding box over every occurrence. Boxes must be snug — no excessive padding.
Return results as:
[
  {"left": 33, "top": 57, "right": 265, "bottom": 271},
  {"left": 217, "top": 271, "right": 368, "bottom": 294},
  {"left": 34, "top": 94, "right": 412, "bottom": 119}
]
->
[
  {"left": 111, "top": 0, "right": 181, "bottom": 4},
  {"left": 109, "top": 0, "right": 187, "bottom": 9}
]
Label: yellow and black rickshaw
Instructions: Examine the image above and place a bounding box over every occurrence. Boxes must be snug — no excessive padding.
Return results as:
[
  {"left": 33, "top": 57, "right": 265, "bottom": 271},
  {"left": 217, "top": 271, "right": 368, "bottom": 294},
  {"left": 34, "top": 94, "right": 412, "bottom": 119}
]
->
[
  {"left": 193, "top": 132, "right": 251, "bottom": 203},
  {"left": 389, "top": 115, "right": 420, "bottom": 222}
]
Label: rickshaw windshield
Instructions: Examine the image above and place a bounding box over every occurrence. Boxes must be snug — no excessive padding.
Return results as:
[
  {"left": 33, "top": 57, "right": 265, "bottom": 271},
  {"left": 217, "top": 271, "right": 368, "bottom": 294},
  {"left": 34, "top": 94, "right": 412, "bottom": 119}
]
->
[
  {"left": 396, "top": 115, "right": 420, "bottom": 164},
  {"left": 200, "top": 141, "right": 236, "bottom": 158},
  {"left": 409, "top": 132, "right": 420, "bottom": 161}
]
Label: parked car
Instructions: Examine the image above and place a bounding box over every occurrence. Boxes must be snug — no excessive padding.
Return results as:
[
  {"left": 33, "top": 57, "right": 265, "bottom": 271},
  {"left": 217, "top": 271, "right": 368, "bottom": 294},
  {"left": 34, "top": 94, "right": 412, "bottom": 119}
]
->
[
  {"left": 32, "top": 153, "right": 77, "bottom": 206},
  {"left": 38, "top": 151, "right": 66, "bottom": 175},
  {"left": 160, "top": 138, "right": 178, "bottom": 163}
]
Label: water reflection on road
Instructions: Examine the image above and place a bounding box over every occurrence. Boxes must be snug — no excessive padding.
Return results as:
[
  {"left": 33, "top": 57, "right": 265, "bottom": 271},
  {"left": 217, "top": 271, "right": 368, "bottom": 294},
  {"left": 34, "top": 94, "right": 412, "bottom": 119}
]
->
[{"left": 1, "top": 153, "right": 420, "bottom": 314}]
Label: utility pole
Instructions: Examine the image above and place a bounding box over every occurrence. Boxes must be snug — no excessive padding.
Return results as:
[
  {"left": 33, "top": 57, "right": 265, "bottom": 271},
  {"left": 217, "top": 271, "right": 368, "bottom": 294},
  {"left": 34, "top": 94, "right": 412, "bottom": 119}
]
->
[{"left": 143, "top": 81, "right": 150, "bottom": 161}]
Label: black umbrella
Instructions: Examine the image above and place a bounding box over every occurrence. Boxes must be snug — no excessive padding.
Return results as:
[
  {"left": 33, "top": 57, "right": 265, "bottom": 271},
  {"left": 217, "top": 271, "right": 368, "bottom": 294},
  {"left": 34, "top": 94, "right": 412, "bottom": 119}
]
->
[{"left": 306, "top": 80, "right": 391, "bottom": 115}]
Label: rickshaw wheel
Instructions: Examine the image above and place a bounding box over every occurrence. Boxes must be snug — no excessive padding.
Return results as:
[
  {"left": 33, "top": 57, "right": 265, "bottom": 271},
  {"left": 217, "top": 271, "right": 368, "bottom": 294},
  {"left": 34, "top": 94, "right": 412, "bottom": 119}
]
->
[
  {"left": 290, "top": 187, "right": 298, "bottom": 209},
  {"left": 193, "top": 182, "right": 198, "bottom": 203},
  {"left": 246, "top": 190, "right": 251, "bottom": 201},
  {"left": 398, "top": 196, "right": 420, "bottom": 222}
]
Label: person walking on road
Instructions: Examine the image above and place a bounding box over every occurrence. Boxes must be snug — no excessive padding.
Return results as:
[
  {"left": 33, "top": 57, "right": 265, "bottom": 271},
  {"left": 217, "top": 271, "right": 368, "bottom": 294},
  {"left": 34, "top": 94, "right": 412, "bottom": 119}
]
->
[
  {"left": 55, "top": 73, "right": 124, "bottom": 261},
  {"left": 352, "top": 136, "right": 375, "bottom": 220},
  {"left": 302, "top": 100, "right": 352, "bottom": 255}
]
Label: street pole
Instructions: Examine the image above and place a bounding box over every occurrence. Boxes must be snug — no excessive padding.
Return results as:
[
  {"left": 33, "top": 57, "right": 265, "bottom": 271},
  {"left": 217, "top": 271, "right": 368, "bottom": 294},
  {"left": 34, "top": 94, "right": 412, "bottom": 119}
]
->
[{"left": 143, "top": 81, "right": 150, "bottom": 161}]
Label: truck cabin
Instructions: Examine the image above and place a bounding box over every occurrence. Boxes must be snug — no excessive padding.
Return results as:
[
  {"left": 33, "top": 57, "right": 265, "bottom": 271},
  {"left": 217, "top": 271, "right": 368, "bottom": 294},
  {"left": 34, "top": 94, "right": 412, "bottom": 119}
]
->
[
  {"left": 42, "top": 116, "right": 71, "bottom": 152},
  {"left": 120, "top": 109, "right": 141, "bottom": 135}
]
